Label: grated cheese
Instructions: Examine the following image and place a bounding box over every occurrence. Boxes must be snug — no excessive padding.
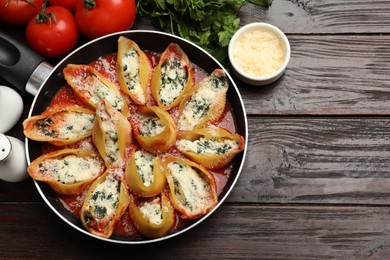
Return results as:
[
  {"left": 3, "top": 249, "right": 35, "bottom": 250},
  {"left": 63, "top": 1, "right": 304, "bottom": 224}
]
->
[{"left": 232, "top": 29, "right": 284, "bottom": 77}]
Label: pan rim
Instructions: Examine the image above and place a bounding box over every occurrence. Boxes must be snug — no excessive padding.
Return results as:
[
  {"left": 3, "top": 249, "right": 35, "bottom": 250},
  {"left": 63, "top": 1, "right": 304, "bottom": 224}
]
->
[{"left": 25, "top": 29, "right": 249, "bottom": 244}]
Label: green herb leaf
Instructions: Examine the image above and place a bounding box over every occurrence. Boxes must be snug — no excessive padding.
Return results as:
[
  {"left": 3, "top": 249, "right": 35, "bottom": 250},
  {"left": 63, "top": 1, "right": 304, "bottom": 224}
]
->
[
  {"left": 136, "top": 0, "right": 273, "bottom": 61},
  {"left": 248, "top": 0, "right": 273, "bottom": 7}
]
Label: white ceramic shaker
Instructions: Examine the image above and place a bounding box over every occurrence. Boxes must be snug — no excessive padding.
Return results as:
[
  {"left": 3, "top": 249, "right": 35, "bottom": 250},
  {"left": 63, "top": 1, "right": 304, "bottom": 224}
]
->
[
  {"left": 0, "top": 133, "right": 28, "bottom": 182},
  {"left": 0, "top": 85, "right": 28, "bottom": 182}
]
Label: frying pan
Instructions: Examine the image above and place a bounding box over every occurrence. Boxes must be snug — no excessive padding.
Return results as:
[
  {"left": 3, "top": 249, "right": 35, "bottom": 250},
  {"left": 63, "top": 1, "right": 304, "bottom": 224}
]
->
[{"left": 0, "top": 30, "right": 248, "bottom": 244}]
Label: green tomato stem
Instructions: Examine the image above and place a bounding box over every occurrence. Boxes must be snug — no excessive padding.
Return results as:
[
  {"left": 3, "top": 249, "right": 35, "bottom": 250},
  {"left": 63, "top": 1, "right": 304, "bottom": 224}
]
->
[
  {"left": 35, "top": 2, "right": 56, "bottom": 26},
  {"left": 83, "top": 0, "right": 96, "bottom": 9}
]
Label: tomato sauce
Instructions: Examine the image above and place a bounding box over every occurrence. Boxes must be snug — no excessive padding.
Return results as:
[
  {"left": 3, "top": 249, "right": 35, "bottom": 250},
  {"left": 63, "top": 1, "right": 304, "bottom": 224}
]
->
[{"left": 43, "top": 51, "right": 238, "bottom": 240}]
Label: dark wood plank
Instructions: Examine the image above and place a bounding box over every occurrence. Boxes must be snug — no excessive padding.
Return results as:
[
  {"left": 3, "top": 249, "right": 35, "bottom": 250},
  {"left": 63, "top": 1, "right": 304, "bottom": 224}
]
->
[
  {"left": 237, "top": 34, "right": 390, "bottom": 115},
  {"left": 239, "top": 0, "right": 390, "bottom": 33},
  {"left": 228, "top": 117, "right": 390, "bottom": 204},
  {"left": 0, "top": 203, "right": 389, "bottom": 259},
  {"left": 0, "top": 179, "right": 40, "bottom": 202}
]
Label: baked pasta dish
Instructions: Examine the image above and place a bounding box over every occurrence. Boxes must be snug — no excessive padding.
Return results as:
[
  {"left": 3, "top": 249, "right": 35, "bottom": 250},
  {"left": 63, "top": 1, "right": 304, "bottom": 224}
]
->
[{"left": 24, "top": 36, "right": 245, "bottom": 240}]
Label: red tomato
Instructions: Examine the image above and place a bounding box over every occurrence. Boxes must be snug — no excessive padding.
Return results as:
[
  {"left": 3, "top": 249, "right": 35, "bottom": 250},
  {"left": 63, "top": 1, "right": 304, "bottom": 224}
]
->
[
  {"left": 0, "top": 0, "right": 45, "bottom": 25},
  {"left": 48, "top": 0, "right": 77, "bottom": 11},
  {"left": 75, "top": 0, "right": 136, "bottom": 39},
  {"left": 26, "top": 6, "right": 79, "bottom": 58}
]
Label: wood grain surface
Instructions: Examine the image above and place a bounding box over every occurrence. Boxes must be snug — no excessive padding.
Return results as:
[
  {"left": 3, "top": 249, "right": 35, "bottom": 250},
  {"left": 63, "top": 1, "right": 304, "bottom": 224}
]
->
[
  {"left": 1, "top": 204, "right": 390, "bottom": 259},
  {"left": 1, "top": 0, "right": 390, "bottom": 259},
  {"left": 240, "top": 35, "right": 390, "bottom": 115}
]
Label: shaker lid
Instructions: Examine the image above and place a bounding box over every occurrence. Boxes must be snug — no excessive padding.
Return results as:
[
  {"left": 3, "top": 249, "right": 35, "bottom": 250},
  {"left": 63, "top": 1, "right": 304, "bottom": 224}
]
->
[{"left": 0, "top": 134, "right": 11, "bottom": 162}]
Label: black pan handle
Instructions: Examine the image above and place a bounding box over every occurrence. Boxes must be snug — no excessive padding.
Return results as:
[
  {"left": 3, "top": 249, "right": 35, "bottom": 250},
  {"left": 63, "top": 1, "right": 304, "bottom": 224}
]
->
[{"left": 0, "top": 31, "right": 52, "bottom": 95}]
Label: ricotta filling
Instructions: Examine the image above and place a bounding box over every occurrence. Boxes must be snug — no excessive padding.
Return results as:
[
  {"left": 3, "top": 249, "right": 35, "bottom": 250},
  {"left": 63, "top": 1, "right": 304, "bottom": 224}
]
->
[
  {"left": 167, "top": 161, "right": 211, "bottom": 213},
  {"left": 159, "top": 57, "right": 187, "bottom": 106},
  {"left": 71, "top": 73, "right": 125, "bottom": 111},
  {"left": 86, "top": 174, "right": 120, "bottom": 222},
  {"left": 35, "top": 112, "right": 95, "bottom": 139},
  {"left": 122, "top": 48, "right": 146, "bottom": 103},
  {"left": 134, "top": 150, "right": 156, "bottom": 187},
  {"left": 39, "top": 155, "right": 102, "bottom": 184},
  {"left": 178, "top": 74, "right": 227, "bottom": 131},
  {"left": 139, "top": 198, "right": 163, "bottom": 225},
  {"left": 176, "top": 138, "right": 239, "bottom": 155},
  {"left": 97, "top": 106, "right": 122, "bottom": 166},
  {"left": 138, "top": 115, "right": 166, "bottom": 136}
]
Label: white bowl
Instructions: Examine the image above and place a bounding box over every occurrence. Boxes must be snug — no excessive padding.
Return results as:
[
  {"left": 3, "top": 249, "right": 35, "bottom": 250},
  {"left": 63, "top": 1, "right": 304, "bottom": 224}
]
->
[{"left": 228, "top": 22, "right": 291, "bottom": 86}]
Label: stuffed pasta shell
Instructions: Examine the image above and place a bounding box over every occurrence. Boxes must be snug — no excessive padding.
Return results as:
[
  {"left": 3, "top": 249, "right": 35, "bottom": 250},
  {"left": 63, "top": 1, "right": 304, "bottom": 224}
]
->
[
  {"left": 23, "top": 106, "right": 95, "bottom": 146},
  {"left": 151, "top": 43, "right": 194, "bottom": 110},
  {"left": 63, "top": 64, "right": 129, "bottom": 116},
  {"left": 27, "top": 149, "right": 105, "bottom": 195},
  {"left": 128, "top": 193, "right": 175, "bottom": 238},
  {"left": 80, "top": 168, "right": 130, "bottom": 238},
  {"left": 159, "top": 155, "right": 218, "bottom": 219},
  {"left": 92, "top": 99, "right": 132, "bottom": 168},
  {"left": 177, "top": 69, "right": 228, "bottom": 131},
  {"left": 176, "top": 127, "right": 245, "bottom": 169},
  {"left": 125, "top": 149, "right": 166, "bottom": 197},
  {"left": 117, "top": 36, "right": 152, "bottom": 105},
  {"left": 132, "top": 106, "right": 176, "bottom": 154}
]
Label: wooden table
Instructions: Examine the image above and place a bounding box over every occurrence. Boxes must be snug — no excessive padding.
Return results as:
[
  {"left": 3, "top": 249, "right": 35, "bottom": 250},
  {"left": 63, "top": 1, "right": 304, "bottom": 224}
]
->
[{"left": 2, "top": 1, "right": 390, "bottom": 258}]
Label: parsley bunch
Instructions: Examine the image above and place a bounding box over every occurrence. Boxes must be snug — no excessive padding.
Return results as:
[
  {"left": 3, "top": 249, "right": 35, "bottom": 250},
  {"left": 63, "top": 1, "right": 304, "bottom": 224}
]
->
[{"left": 137, "top": 0, "right": 272, "bottom": 61}]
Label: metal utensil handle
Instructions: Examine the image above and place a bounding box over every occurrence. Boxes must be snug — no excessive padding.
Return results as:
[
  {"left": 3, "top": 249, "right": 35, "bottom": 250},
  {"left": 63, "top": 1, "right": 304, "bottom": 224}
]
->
[{"left": 0, "top": 31, "right": 48, "bottom": 95}]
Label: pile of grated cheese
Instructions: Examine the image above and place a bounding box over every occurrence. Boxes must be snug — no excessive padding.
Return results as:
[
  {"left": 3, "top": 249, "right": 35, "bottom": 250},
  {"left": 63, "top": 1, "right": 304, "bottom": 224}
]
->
[{"left": 232, "top": 30, "right": 284, "bottom": 77}]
